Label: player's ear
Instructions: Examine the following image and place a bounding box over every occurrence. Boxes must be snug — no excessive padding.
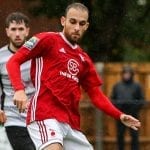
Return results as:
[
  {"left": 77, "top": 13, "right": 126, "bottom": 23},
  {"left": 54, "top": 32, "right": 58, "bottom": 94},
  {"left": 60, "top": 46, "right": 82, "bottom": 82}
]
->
[
  {"left": 26, "top": 27, "right": 30, "bottom": 37},
  {"left": 85, "top": 22, "right": 89, "bottom": 31},
  {"left": 61, "top": 16, "right": 66, "bottom": 27},
  {"left": 5, "top": 28, "right": 9, "bottom": 37}
]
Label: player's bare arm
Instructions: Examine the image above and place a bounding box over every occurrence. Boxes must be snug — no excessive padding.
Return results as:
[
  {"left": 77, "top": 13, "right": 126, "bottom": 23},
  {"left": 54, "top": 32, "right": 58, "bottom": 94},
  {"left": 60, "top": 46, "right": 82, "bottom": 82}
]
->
[{"left": 13, "top": 90, "right": 28, "bottom": 113}]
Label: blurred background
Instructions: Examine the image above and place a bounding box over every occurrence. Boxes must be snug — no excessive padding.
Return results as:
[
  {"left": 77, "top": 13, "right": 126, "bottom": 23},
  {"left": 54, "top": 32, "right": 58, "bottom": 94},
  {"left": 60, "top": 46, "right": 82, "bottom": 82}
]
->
[{"left": 0, "top": 0, "right": 149, "bottom": 150}]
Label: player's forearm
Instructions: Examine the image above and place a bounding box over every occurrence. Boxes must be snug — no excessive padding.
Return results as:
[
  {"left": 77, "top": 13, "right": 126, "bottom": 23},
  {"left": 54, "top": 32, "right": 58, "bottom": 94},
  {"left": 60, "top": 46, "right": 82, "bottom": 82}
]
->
[
  {"left": 6, "top": 52, "right": 25, "bottom": 91},
  {"left": 88, "top": 86, "right": 123, "bottom": 119}
]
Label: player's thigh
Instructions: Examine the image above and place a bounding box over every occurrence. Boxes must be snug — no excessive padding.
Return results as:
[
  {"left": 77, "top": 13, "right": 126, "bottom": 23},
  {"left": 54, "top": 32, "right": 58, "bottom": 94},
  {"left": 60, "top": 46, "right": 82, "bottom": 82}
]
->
[
  {"left": 27, "top": 119, "right": 64, "bottom": 150},
  {"left": 43, "top": 143, "right": 63, "bottom": 150},
  {"left": 64, "top": 128, "right": 93, "bottom": 150}
]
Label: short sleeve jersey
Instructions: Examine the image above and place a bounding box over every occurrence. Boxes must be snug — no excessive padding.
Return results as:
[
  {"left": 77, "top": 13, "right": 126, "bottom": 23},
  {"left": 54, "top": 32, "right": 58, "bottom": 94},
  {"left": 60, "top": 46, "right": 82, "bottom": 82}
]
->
[{"left": 9, "top": 32, "right": 102, "bottom": 130}]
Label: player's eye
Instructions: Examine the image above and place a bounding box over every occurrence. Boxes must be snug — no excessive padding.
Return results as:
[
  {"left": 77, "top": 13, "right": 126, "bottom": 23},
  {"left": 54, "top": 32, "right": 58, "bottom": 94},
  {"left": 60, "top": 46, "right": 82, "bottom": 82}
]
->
[
  {"left": 19, "top": 27, "right": 25, "bottom": 31},
  {"left": 69, "top": 19, "right": 77, "bottom": 24},
  {"left": 11, "top": 28, "right": 17, "bottom": 31},
  {"left": 79, "top": 21, "right": 87, "bottom": 26}
]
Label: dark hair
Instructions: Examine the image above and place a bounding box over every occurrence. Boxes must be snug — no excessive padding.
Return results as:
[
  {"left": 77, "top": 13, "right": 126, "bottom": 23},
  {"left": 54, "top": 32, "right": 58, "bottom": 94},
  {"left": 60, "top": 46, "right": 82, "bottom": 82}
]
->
[
  {"left": 5, "top": 12, "right": 29, "bottom": 28},
  {"left": 65, "top": 2, "right": 89, "bottom": 17}
]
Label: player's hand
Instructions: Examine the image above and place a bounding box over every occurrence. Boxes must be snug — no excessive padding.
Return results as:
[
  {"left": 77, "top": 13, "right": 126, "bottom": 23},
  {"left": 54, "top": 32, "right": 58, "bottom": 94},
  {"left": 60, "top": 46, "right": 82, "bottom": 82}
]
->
[
  {"left": 0, "top": 109, "right": 7, "bottom": 124},
  {"left": 13, "top": 90, "right": 28, "bottom": 113},
  {"left": 120, "top": 114, "right": 141, "bottom": 130}
]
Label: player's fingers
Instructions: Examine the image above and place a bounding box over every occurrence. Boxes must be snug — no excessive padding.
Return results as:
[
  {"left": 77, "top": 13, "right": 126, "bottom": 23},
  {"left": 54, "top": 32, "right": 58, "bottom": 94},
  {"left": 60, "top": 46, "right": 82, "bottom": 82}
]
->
[
  {"left": 0, "top": 111, "right": 7, "bottom": 123},
  {"left": 13, "top": 98, "right": 27, "bottom": 113},
  {"left": 130, "top": 125, "right": 138, "bottom": 130},
  {"left": 19, "top": 101, "right": 27, "bottom": 113},
  {"left": 16, "top": 101, "right": 23, "bottom": 112},
  {"left": 129, "top": 115, "right": 140, "bottom": 122},
  {"left": 19, "top": 108, "right": 26, "bottom": 113},
  {"left": 13, "top": 99, "right": 17, "bottom": 105},
  {"left": 125, "top": 116, "right": 140, "bottom": 126},
  {"left": 18, "top": 103, "right": 23, "bottom": 113},
  {"left": 16, "top": 101, "right": 20, "bottom": 109},
  {"left": 19, "top": 109, "right": 24, "bottom": 113},
  {"left": 3, "top": 114, "right": 7, "bottom": 122},
  {"left": 2, "top": 114, "right": 7, "bottom": 123},
  {"left": 0, "top": 114, "right": 4, "bottom": 123}
]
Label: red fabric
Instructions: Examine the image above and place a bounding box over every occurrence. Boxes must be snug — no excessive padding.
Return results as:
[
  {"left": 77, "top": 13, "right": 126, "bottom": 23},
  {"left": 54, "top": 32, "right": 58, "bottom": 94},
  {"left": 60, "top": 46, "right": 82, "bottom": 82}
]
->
[
  {"left": 88, "top": 86, "right": 123, "bottom": 119},
  {"left": 7, "top": 32, "right": 123, "bottom": 129},
  {"left": 7, "top": 32, "right": 103, "bottom": 130}
]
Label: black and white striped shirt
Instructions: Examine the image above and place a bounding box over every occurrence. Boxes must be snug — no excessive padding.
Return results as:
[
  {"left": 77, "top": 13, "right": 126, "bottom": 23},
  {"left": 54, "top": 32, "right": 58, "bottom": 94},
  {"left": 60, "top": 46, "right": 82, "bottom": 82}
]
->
[{"left": 0, "top": 45, "right": 35, "bottom": 127}]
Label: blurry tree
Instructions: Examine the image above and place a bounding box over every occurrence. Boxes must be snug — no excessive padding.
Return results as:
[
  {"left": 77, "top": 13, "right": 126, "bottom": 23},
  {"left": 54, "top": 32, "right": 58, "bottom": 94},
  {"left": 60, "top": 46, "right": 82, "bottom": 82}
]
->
[
  {"left": 24, "top": 0, "right": 150, "bottom": 62},
  {"left": 24, "top": 0, "right": 70, "bottom": 17}
]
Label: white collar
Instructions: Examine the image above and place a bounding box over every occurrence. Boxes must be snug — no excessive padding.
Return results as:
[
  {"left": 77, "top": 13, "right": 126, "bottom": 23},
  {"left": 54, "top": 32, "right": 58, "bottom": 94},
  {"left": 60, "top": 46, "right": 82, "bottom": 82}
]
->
[{"left": 59, "top": 32, "right": 78, "bottom": 49}]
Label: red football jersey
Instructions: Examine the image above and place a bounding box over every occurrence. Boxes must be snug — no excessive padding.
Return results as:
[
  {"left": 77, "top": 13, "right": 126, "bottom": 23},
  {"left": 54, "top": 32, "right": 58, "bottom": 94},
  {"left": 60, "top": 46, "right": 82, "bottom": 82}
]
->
[{"left": 7, "top": 32, "right": 102, "bottom": 130}]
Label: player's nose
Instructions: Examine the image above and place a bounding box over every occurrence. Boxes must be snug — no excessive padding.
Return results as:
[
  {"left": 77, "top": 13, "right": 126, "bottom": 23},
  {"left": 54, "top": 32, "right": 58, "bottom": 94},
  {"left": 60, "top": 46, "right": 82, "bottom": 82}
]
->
[{"left": 74, "top": 23, "right": 80, "bottom": 31}]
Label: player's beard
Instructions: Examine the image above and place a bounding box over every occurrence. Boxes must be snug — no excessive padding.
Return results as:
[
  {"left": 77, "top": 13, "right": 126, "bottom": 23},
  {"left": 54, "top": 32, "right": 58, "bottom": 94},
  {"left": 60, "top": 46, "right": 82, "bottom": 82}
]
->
[
  {"left": 64, "top": 31, "right": 82, "bottom": 45},
  {"left": 10, "top": 39, "right": 26, "bottom": 49}
]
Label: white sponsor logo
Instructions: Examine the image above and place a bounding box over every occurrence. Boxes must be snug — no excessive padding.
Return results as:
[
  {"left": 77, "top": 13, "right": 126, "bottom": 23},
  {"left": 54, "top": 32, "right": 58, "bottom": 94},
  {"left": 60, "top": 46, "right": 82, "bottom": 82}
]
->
[
  {"left": 60, "top": 71, "right": 79, "bottom": 82},
  {"left": 67, "top": 59, "right": 79, "bottom": 76},
  {"left": 59, "top": 59, "right": 79, "bottom": 83}
]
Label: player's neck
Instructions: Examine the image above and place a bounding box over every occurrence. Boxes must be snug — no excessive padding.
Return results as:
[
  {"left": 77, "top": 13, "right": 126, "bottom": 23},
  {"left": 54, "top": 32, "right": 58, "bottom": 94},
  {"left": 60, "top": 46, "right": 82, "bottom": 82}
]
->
[
  {"left": 60, "top": 32, "right": 78, "bottom": 49},
  {"left": 8, "top": 43, "right": 20, "bottom": 53}
]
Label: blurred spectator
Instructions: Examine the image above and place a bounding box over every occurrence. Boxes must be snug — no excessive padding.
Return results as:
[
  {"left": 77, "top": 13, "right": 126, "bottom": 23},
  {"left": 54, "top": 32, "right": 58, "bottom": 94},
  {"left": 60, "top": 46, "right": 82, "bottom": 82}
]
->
[{"left": 111, "top": 65, "right": 145, "bottom": 150}]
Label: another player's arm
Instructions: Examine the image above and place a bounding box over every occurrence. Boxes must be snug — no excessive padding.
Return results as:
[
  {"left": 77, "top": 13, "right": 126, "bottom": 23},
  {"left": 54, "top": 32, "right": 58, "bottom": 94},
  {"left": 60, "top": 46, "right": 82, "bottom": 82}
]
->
[
  {"left": 87, "top": 86, "right": 141, "bottom": 130},
  {"left": 6, "top": 34, "right": 50, "bottom": 113},
  {"left": 0, "top": 92, "right": 7, "bottom": 124},
  {"left": 0, "top": 69, "right": 7, "bottom": 123},
  {"left": 0, "top": 109, "right": 7, "bottom": 124}
]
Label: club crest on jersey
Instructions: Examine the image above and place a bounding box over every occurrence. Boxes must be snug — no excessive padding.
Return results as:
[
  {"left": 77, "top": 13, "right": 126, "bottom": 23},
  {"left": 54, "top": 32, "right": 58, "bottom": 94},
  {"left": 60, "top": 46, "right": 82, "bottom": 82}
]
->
[{"left": 23, "top": 36, "right": 39, "bottom": 50}]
